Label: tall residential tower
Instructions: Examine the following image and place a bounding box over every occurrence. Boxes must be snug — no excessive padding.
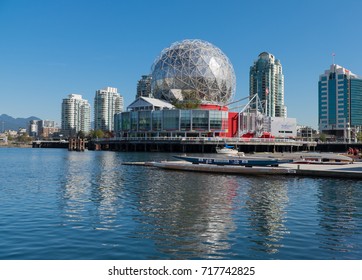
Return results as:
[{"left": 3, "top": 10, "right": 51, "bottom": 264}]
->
[
  {"left": 94, "top": 87, "right": 124, "bottom": 131},
  {"left": 61, "top": 94, "right": 91, "bottom": 137},
  {"left": 318, "top": 64, "right": 362, "bottom": 139},
  {"left": 249, "top": 52, "right": 286, "bottom": 117},
  {"left": 136, "top": 75, "right": 152, "bottom": 99}
]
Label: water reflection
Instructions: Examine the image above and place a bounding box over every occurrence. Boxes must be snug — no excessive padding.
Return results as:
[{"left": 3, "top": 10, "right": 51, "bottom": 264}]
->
[
  {"left": 316, "top": 179, "right": 362, "bottom": 257},
  {"left": 133, "top": 169, "right": 238, "bottom": 259},
  {"left": 55, "top": 151, "right": 362, "bottom": 259},
  {"left": 59, "top": 152, "right": 125, "bottom": 231},
  {"left": 245, "top": 178, "right": 289, "bottom": 255}
]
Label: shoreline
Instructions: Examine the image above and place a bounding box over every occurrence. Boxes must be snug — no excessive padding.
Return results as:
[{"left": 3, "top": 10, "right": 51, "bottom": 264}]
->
[{"left": 0, "top": 143, "right": 32, "bottom": 148}]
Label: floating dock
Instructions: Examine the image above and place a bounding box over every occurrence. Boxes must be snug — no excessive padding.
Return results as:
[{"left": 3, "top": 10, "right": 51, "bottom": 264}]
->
[
  {"left": 151, "top": 161, "right": 296, "bottom": 175},
  {"left": 282, "top": 162, "right": 362, "bottom": 179},
  {"left": 122, "top": 160, "right": 362, "bottom": 179}
]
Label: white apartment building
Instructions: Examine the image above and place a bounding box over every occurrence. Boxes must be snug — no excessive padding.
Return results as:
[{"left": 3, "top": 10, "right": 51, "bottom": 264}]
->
[
  {"left": 61, "top": 94, "right": 91, "bottom": 137},
  {"left": 94, "top": 87, "right": 123, "bottom": 131}
]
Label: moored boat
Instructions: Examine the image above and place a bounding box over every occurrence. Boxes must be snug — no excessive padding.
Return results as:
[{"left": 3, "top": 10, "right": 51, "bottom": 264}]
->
[
  {"left": 173, "top": 155, "right": 293, "bottom": 167},
  {"left": 216, "top": 145, "right": 239, "bottom": 155}
]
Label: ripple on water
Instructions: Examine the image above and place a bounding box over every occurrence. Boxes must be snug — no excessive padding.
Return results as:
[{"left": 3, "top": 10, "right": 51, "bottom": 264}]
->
[{"left": 1, "top": 150, "right": 362, "bottom": 259}]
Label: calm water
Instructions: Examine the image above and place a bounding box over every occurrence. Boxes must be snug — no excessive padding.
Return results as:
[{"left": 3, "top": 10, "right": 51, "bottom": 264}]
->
[{"left": 0, "top": 148, "right": 361, "bottom": 260}]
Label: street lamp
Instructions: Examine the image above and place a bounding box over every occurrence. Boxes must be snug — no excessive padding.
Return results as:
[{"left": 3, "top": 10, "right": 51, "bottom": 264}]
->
[{"left": 347, "top": 122, "right": 351, "bottom": 143}]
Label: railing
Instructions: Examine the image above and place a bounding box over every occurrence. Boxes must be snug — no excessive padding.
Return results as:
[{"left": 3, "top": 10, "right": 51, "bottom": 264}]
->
[{"left": 93, "top": 136, "right": 317, "bottom": 146}]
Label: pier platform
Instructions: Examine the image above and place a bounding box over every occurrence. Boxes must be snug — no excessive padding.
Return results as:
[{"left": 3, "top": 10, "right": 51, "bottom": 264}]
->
[
  {"left": 282, "top": 162, "right": 362, "bottom": 179},
  {"left": 123, "top": 160, "right": 362, "bottom": 179}
]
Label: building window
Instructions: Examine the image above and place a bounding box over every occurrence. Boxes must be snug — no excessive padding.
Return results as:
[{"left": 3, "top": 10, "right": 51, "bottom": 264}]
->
[
  {"left": 192, "top": 110, "right": 209, "bottom": 131},
  {"left": 163, "top": 110, "right": 179, "bottom": 131},
  {"left": 209, "top": 110, "right": 222, "bottom": 130},
  {"left": 130, "top": 112, "right": 138, "bottom": 131},
  {"left": 121, "top": 112, "right": 131, "bottom": 131},
  {"left": 180, "top": 110, "right": 191, "bottom": 131},
  {"left": 138, "top": 111, "right": 151, "bottom": 131},
  {"left": 152, "top": 111, "right": 162, "bottom": 131}
]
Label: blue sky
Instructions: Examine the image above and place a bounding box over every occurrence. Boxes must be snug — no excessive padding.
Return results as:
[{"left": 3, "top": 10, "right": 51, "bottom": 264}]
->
[{"left": 1, "top": 0, "right": 362, "bottom": 128}]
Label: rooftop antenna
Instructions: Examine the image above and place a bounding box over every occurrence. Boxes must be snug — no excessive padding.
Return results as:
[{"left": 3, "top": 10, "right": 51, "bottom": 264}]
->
[{"left": 332, "top": 52, "right": 335, "bottom": 65}]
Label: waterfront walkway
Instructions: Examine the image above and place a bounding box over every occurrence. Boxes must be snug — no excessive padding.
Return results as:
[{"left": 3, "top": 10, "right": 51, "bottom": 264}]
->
[{"left": 90, "top": 136, "right": 317, "bottom": 153}]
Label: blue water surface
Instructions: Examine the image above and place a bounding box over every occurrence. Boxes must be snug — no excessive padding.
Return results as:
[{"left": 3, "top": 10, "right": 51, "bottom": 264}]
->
[{"left": 0, "top": 148, "right": 361, "bottom": 260}]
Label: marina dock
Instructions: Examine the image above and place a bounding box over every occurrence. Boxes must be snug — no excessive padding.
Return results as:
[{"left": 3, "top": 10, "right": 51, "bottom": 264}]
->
[{"left": 122, "top": 160, "right": 362, "bottom": 179}]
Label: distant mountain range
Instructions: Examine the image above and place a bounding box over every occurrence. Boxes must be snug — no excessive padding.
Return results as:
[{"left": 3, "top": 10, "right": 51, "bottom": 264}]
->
[{"left": 0, "top": 114, "right": 40, "bottom": 131}]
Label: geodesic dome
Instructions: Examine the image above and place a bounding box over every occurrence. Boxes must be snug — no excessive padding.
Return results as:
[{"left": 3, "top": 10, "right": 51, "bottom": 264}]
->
[{"left": 151, "top": 39, "right": 236, "bottom": 105}]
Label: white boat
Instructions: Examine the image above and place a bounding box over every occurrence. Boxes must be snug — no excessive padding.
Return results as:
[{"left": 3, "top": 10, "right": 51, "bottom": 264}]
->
[{"left": 216, "top": 145, "right": 239, "bottom": 155}]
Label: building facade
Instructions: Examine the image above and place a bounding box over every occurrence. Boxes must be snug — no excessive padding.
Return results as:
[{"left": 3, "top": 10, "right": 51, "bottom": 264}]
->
[
  {"left": 61, "top": 94, "right": 91, "bottom": 137},
  {"left": 94, "top": 87, "right": 124, "bottom": 132},
  {"left": 318, "top": 64, "right": 362, "bottom": 139},
  {"left": 136, "top": 75, "right": 152, "bottom": 99},
  {"left": 28, "top": 120, "right": 59, "bottom": 138},
  {"left": 249, "top": 52, "right": 286, "bottom": 117},
  {"left": 114, "top": 97, "right": 231, "bottom": 138},
  {"left": 264, "top": 117, "right": 297, "bottom": 138}
]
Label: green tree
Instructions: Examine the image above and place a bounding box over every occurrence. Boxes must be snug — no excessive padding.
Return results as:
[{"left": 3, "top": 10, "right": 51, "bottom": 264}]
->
[
  {"left": 90, "top": 129, "right": 104, "bottom": 139},
  {"left": 77, "top": 130, "right": 86, "bottom": 138},
  {"left": 172, "top": 90, "right": 201, "bottom": 109},
  {"left": 319, "top": 133, "right": 327, "bottom": 142},
  {"left": 357, "top": 131, "right": 362, "bottom": 142},
  {"left": 16, "top": 133, "right": 32, "bottom": 143}
]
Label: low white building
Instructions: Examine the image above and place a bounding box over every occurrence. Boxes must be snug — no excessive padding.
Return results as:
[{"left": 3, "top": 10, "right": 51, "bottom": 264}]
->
[{"left": 265, "top": 117, "right": 297, "bottom": 138}]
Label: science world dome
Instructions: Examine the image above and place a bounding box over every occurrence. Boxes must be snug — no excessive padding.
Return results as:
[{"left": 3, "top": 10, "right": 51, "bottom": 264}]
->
[{"left": 151, "top": 39, "right": 236, "bottom": 105}]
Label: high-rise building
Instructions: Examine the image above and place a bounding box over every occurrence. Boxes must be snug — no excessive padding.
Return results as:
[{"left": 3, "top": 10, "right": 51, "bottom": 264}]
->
[
  {"left": 94, "top": 87, "right": 123, "bottom": 131},
  {"left": 249, "top": 52, "right": 286, "bottom": 117},
  {"left": 61, "top": 94, "right": 91, "bottom": 137},
  {"left": 28, "top": 120, "right": 39, "bottom": 137},
  {"left": 28, "top": 120, "right": 59, "bottom": 138},
  {"left": 318, "top": 64, "right": 362, "bottom": 138},
  {"left": 136, "top": 75, "right": 152, "bottom": 99}
]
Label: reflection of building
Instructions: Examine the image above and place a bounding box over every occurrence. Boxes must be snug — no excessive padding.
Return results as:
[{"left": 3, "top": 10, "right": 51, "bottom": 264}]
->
[
  {"left": 134, "top": 170, "right": 237, "bottom": 258},
  {"left": 61, "top": 94, "right": 91, "bottom": 137},
  {"left": 250, "top": 52, "right": 286, "bottom": 117},
  {"left": 94, "top": 87, "right": 123, "bottom": 132},
  {"left": 246, "top": 180, "right": 289, "bottom": 254},
  {"left": 317, "top": 180, "right": 360, "bottom": 255},
  {"left": 318, "top": 64, "right": 362, "bottom": 138},
  {"left": 136, "top": 75, "right": 152, "bottom": 99}
]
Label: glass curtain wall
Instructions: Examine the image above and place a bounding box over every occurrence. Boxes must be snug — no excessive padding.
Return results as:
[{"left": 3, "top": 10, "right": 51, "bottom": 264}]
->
[
  {"left": 139, "top": 111, "right": 151, "bottom": 131},
  {"left": 180, "top": 110, "right": 191, "bottom": 131},
  {"left": 130, "top": 112, "right": 138, "bottom": 131},
  {"left": 163, "top": 110, "right": 180, "bottom": 130},
  {"left": 115, "top": 109, "right": 229, "bottom": 136},
  {"left": 209, "top": 110, "right": 222, "bottom": 130},
  {"left": 152, "top": 111, "right": 162, "bottom": 131},
  {"left": 121, "top": 112, "right": 130, "bottom": 131},
  {"left": 192, "top": 110, "right": 209, "bottom": 130}
]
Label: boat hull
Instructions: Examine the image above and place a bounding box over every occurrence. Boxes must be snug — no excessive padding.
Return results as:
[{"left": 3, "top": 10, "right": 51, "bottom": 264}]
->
[
  {"left": 152, "top": 161, "right": 296, "bottom": 175},
  {"left": 173, "top": 155, "right": 292, "bottom": 167}
]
